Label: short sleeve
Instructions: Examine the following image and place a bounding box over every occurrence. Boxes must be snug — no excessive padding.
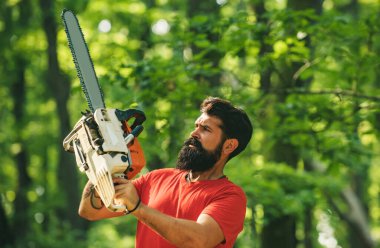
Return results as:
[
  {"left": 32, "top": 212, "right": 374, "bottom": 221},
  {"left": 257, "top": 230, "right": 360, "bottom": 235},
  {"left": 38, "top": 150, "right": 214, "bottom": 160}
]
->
[
  {"left": 132, "top": 172, "right": 149, "bottom": 196},
  {"left": 131, "top": 168, "right": 176, "bottom": 197},
  {"left": 201, "top": 187, "right": 247, "bottom": 247}
]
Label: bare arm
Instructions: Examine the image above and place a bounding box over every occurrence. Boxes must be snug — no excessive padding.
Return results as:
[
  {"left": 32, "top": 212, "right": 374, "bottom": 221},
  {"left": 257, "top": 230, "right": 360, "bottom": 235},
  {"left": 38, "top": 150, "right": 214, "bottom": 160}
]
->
[
  {"left": 78, "top": 181, "right": 123, "bottom": 221},
  {"left": 113, "top": 178, "right": 225, "bottom": 248},
  {"left": 135, "top": 204, "right": 224, "bottom": 248}
]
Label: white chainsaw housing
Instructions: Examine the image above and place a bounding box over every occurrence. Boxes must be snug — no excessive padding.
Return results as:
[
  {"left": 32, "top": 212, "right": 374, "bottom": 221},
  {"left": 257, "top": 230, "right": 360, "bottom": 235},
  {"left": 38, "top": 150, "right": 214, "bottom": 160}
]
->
[{"left": 63, "top": 108, "right": 132, "bottom": 212}]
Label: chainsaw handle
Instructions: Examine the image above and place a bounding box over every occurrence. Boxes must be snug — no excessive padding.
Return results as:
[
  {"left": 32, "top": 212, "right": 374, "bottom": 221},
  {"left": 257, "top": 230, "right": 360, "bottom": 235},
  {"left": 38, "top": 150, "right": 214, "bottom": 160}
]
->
[
  {"left": 115, "top": 109, "right": 146, "bottom": 130},
  {"left": 124, "top": 125, "right": 144, "bottom": 145}
]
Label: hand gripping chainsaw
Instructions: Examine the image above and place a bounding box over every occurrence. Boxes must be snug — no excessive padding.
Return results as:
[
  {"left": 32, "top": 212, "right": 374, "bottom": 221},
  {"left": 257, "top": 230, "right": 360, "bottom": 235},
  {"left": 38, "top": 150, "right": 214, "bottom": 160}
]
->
[{"left": 61, "top": 9, "right": 146, "bottom": 212}]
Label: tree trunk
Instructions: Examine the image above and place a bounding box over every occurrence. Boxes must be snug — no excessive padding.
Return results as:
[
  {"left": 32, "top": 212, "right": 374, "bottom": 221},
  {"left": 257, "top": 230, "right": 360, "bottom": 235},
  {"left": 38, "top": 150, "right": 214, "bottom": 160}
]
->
[
  {"left": 338, "top": 1, "right": 370, "bottom": 247},
  {"left": 0, "top": 0, "right": 32, "bottom": 243},
  {"left": 349, "top": 112, "right": 371, "bottom": 248},
  {"left": 11, "top": 30, "right": 31, "bottom": 245},
  {"left": 250, "top": 1, "right": 298, "bottom": 246},
  {"left": 39, "top": 0, "right": 84, "bottom": 230},
  {"left": 306, "top": 157, "right": 375, "bottom": 248},
  {"left": 304, "top": 208, "right": 314, "bottom": 248},
  {"left": 262, "top": 141, "right": 299, "bottom": 248},
  {"left": 0, "top": 201, "right": 13, "bottom": 247},
  {"left": 303, "top": 159, "right": 316, "bottom": 248},
  {"left": 253, "top": 0, "right": 323, "bottom": 247},
  {"left": 250, "top": 0, "right": 272, "bottom": 93},
  {"left": 262, "top": 215, "right": 297, "bottom": 248},
  {"left": 186, "top": 0, "right": 223, "bottom": 88}
]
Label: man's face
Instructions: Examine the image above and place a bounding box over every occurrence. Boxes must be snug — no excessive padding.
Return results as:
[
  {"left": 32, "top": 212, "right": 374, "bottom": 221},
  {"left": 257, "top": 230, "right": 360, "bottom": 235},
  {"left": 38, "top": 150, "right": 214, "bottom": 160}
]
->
[{"left": 176, "top": 114, "right": 226, "bottom": 172}]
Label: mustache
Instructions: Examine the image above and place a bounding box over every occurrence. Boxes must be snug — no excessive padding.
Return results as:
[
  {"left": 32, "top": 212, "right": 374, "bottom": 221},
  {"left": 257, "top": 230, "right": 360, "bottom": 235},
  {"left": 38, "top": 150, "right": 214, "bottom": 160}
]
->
[
  {"left": 183, "top": 137, "right": 203, "bottom": 150},
  {"left": 177, "top": 137, "right": 218, "bottom": 172}
]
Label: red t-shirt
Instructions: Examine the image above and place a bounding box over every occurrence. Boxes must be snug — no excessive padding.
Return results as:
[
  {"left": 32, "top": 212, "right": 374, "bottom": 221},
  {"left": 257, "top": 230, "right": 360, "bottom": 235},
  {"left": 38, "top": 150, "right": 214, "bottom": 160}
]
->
[{"left": 132, "top": 168, "right": 246, "bottom": 248}]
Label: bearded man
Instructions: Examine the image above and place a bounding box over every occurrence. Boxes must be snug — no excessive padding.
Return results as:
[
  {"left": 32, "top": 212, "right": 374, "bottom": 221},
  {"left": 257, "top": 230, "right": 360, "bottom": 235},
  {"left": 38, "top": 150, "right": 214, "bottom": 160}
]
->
[{"left": 78, "top": 97, "right": 253, "bottom": 248}]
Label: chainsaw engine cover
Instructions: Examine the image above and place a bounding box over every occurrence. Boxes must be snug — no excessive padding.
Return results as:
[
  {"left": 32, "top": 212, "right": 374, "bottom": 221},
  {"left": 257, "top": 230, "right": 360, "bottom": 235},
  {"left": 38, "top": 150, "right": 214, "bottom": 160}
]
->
[{"left": 63, "top": 108, "right": 146, "bottom": 211}]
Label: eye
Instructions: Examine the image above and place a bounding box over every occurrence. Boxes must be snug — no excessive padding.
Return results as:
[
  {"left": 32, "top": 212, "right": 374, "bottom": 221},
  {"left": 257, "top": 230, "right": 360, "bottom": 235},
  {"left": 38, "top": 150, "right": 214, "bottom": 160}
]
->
[
  {"left": 195, "top": 123, "right": 211, "bottom": 132},
  {"left": 202, "top": 125, "right": 211, "bottom": 132}
]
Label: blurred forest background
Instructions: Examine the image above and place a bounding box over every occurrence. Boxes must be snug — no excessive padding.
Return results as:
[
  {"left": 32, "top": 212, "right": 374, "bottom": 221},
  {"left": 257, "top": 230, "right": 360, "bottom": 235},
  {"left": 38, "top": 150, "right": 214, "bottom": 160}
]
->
[{"left": 1, "top": 0, "right": 380, "bottom": 247}]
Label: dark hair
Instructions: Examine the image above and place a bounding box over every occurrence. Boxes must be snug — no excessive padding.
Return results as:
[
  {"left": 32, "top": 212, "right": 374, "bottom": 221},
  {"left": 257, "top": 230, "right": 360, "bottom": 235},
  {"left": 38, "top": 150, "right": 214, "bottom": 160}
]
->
[{"left": 200, "top": 97, "right": 253, "bottom": 160}]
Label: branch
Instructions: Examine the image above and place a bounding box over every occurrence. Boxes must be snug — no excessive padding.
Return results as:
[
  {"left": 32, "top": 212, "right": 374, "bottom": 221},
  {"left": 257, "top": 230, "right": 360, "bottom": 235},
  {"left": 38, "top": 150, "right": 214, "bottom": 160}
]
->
[
  {"left": 273, "top": 88, "right": 380, "bottom": 102},
  {"left": 305, "top": 157, "right": 375, "bottom": 248},
  {"left": 224, "top": 70, "right": 380, "bottom": 102}
]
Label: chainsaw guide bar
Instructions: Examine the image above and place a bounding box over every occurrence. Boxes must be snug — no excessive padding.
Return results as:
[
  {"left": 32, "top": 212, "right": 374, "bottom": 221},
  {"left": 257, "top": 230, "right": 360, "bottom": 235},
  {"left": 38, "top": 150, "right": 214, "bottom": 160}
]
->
[{"left": 61, "top": 9, "right": 105, "bottom": 112}]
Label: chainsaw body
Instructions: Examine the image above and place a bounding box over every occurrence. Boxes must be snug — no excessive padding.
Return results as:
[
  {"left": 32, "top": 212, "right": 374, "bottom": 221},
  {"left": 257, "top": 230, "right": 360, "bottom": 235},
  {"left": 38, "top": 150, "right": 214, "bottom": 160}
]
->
[{"left": 63, "top": 108, "right": 146, "bottom": 212}]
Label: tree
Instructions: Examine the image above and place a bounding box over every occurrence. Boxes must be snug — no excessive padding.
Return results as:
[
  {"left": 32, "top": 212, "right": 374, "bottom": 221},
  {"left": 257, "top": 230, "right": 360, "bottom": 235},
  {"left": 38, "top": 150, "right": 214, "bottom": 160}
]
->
[
  {"left": 1, "top": 0, "right": 380, "bottom": 247},
  {"left": 1, "top": 0, "right": 33, "bottom": 242},
  {"left": 39, "top": 0, "right": 85, "bottom": 231}
]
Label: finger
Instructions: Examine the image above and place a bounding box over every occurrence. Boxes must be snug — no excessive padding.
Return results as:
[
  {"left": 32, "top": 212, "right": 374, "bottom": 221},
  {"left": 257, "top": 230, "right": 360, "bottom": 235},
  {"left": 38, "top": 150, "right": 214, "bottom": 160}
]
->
[
  {"left": 114, "top": 191, "right": 123, "bottom": 198},
  {"left": 113, "top": 177, "right": 129, "bottom": 184},
  {"left": 113, "top": 177, "right": 128, "bottom": 182},
  {"left": 114, "top": 186, "right": 127, "bottom": 196},
  {"left": 114, "top": 184, "right": 128, "bottom": 191}
]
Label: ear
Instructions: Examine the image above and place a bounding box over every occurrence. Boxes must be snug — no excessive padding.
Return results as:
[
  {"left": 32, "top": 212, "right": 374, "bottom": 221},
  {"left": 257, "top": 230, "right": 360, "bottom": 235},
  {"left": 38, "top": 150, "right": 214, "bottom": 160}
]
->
[{"left": 223, "top": 138, "right": 239, "bottom": 155}]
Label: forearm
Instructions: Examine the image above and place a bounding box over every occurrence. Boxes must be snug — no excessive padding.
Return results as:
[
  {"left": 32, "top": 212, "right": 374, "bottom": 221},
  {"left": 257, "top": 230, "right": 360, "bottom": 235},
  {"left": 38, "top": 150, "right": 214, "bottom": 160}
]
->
[
  {"left": 78, "top": 181, "right": 121, "bottom": 220},
  {"left": 132, "top": 204, "right": 221, "bottom": 248}
]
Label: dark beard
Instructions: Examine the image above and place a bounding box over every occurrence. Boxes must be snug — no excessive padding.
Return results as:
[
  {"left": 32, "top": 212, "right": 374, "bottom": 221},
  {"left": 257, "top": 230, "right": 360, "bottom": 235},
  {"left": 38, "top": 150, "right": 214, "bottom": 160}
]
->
[{"left": 176, "top": 137, "right": 224, "bottom": 172}]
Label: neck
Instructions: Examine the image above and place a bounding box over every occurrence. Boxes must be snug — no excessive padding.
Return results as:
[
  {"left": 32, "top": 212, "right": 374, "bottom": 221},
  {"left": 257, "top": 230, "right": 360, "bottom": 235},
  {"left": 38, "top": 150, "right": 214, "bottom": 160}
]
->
[{"left": 187, "top": 161, "right": 225, "bottom": 182}]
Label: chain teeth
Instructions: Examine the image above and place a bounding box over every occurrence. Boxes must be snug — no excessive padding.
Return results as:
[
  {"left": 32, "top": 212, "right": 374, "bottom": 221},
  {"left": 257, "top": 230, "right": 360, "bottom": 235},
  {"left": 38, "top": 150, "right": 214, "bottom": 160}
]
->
[{"left": 61, "top": 9, "right": 105, "bottom": 112}]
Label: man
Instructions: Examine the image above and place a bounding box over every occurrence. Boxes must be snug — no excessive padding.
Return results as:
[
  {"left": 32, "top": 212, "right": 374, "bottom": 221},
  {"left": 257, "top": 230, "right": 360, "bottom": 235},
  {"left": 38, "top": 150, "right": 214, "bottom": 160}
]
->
[{"left": 78, "top": 97, "right": 253, "bottom": 248}]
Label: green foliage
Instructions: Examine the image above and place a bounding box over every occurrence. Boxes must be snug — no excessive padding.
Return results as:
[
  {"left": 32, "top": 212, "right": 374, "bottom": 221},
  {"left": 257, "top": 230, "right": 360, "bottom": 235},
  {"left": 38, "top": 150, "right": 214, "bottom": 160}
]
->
[{"left": 2, "top": 0, "right": 380, "bottom": 247}]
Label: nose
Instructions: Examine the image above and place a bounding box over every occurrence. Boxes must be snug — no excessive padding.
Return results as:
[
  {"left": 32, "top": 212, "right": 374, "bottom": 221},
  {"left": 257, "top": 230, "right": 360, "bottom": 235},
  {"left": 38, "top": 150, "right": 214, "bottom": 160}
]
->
[{"left": 190, "top": 128, "right": 200, "bottom": 139}]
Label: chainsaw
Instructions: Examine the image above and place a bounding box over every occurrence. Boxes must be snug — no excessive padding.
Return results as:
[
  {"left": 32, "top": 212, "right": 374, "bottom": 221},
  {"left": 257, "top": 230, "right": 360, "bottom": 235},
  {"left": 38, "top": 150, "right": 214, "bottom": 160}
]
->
[{"left": 61, "top": 9, "right": 146, "bottom": 212}]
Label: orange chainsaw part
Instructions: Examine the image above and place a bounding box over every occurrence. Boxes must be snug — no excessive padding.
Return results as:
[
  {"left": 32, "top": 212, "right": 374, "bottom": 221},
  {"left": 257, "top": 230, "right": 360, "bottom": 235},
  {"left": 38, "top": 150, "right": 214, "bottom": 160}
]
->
[{"left": 122, "top": 121, "right": 146, "bottom": 179}]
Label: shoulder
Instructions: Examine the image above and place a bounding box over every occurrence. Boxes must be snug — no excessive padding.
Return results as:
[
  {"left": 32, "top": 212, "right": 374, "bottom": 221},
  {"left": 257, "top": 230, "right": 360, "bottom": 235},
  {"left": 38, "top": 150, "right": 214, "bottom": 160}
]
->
[
  {"left": 150, "top": 167, "right": 181, "bottom": 175},
  {"left": 197, "top": 179, "right": 247, "bottom": 208},
  {"left": 213, "top": 179, "right": 246, "bottom": 201},
  {"left": 133, "top": 168, "right": 186, "bottom": 196},
  {"left": 134, "top": 168, "right": 185, "bottom": 184},
  {"left": 145, "top": 168, "right": 185, "bottom": 179}
]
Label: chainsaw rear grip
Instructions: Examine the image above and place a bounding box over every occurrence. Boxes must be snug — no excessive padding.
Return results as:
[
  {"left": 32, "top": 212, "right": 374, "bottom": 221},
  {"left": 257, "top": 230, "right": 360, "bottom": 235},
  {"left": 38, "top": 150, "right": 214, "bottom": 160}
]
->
[{"left": 115, "top": 109, "right": 146, "bottom": 131}]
